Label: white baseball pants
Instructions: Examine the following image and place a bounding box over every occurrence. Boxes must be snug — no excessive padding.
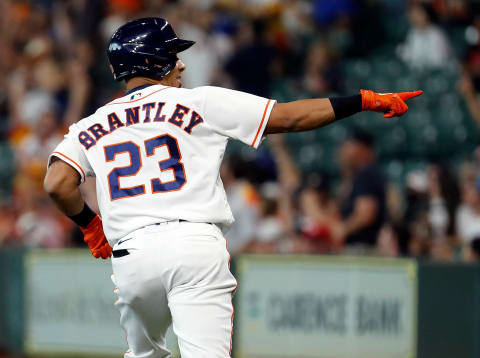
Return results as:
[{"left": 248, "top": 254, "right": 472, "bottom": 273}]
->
[{"left": 110, "top": 221, "right": 237, "bottom": 358}]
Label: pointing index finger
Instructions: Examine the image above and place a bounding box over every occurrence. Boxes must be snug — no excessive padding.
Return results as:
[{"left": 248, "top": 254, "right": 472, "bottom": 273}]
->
[{"left": 398, "top": 90, "right": 423, "bottom": 101}]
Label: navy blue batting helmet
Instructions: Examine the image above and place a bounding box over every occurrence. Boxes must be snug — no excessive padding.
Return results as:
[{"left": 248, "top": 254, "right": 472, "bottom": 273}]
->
[{"left": 107, "top": 17, "right": 195, "bottom": 81}]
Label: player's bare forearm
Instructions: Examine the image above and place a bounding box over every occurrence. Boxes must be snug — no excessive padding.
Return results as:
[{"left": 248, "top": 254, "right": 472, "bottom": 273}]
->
[
  {"left": 266, "top": 99, "right": 335, "bottom": 133},
  {"left": 266, "top": 90, "right": 423, "bottom": 134},
  {"left": 44, "top": 160, "right": 84, "bottom": 216}
]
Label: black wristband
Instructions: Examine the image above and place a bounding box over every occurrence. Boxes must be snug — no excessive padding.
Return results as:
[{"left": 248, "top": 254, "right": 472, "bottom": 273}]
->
[
  {"left": 329, "top": 94, "right": 362, "bottom": 120},
  {"left": 68, "top": 204, "right": 96, "bottom": 228}
]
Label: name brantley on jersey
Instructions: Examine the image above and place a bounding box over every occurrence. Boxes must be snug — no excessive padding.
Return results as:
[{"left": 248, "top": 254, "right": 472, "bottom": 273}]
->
[{"left": 78, "top": 100, "right": 205, "bottom": 150}]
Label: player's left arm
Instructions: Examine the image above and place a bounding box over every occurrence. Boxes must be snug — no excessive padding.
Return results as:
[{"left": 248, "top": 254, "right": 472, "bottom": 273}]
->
[
  {"left": 44, "top": 159, "right": 111, "bottom": 259},
  {"left": 266, "top": 90, "right": 423, "bottom": 133},
  {"left": 44, "top": 159, "right": 84, "bottom": 215}
]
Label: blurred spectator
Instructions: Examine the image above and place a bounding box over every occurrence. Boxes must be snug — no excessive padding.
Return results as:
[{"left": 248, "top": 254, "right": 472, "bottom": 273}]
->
[
  {"left": 247, "top": 182, "right": 288, "bottom": 254},
  {"left": 100, "top": 0, "right": 141, "bottom": 43},
  {"left": 15, "top": 200, "right": 70, "bottom": 248},
  {"left": 302, "top": 42, "right": 344, "bottom": 95},
  {"left": 455, "top": 161, "right": 480, "bottom": 260},
  {"left": 459, "top": 72, "right": 480, "bottom": 126},
  {"left": 312, "top": 0, "right": 357, "bottom": 28},
  {"left": 0, "top": 204, "right": 18, "bottom": 246},
  {"left": 382, "top": 184, "right": 407, "bottom": 256},
  {"left": 398, "top": 3, "right": 452, "bottom": 70},
  {"left": 459, "top": 15, "right": 480, "bottom": 126},
  {"left": 431, "top": 0, "right": 470, "bottom": 26},
  {"left": 470, "top": 237, "right": 480, "bottom": 262},
  {"left": 403, "top": 170, "right": 430, "bottom": 257},
  {"left": 16, "top": 109, "right": 63, "bottom": 185},
  {"left": 426, "top": 164, "right": 459, "bottom": 260},
  {"left": 403, "top": 164, "right": 459, "bottom": 260},
  {"left": 269, "top": 134, "right": 340, "bottom": 254},
  {"left": 377, "top": 223, "right": 400, "bottom": 257},
  {"left": 426, "top": 164, "right": 457, "bottom": 239},
  {"left": 221, "top": 157, "right": 260, "bottom": 255},
  {"left": 336, "top": 130, "right": 386, "bottom": 255},
  {"left": 456, "top": 185, "right": 480, "bottom": 254},
  {"left": 224, "top": 19, "right": 277, "bottom": 97},
  {"left": 313, "top": 0, "right": 358, "bottom": 57},
  {"left": 295, "top": 177, "right": 340, "bottom": 253},
  {"left": 280, "top": 0, "right": 314, "bottom": 40},
  {"left": 176, "top": 5, "right": 230, "bottom": 88}
]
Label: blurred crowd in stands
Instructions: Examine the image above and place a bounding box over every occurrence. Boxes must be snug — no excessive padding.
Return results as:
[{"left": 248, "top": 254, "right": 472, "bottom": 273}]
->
[{"left": 1, "top": 0, "right": 480, "bottom": 262}]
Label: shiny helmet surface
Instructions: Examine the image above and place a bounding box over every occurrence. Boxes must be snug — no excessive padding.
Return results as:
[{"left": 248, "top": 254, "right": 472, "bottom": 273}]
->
[{"left": 107, "top": 17, "right": 195, "bottom": 81}]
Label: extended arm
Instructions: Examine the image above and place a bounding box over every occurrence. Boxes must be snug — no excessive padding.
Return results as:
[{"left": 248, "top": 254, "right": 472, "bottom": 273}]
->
[
  {"left": 44, "top": 159, "right": 111, "bottom": 259},
  {"left": 266, "top": 98, "right": 336, "bottom": 133},
  {"left": 266, "top": 90, "right": 422, "bottom": 134}
]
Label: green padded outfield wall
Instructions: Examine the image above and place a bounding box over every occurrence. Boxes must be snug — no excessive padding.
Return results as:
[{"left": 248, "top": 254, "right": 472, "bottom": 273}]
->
[
  {"left": 417, "top": 263, "right": 480, "bottom": 358},
  {"left": 0, "top": 248, "right": 24, "bottom": 354},
  {"left": 1, "top": 249, "right": 480, "bottom": 357}
]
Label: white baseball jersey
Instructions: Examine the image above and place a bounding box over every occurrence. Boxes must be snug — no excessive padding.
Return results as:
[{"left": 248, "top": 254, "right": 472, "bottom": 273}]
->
[{"left": 48, "top": 84, "right": 275, "bottom": 244}]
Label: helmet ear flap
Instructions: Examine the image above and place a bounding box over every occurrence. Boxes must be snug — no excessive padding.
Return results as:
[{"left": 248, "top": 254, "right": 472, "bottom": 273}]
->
[{"left": 151, "top": 58, "right": 176, "bottom": 78}]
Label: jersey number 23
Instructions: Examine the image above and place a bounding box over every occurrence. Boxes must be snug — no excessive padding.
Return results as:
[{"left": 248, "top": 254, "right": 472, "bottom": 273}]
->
[{"left": 104, "top": 134, "right": 186, "bottom": 200}]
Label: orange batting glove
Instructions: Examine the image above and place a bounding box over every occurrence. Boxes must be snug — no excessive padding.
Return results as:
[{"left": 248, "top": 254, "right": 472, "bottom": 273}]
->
[
  {"left": 360, "top": 90, "right": 423, "bottom": 118},
  {"left": 81, "top": 215, "right": 112, "bottom": 259}
]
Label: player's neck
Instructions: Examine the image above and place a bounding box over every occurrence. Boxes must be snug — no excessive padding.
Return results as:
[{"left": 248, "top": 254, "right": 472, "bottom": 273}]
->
[{"left": 125, "top": 77, "right": 162, "bottom": 91}]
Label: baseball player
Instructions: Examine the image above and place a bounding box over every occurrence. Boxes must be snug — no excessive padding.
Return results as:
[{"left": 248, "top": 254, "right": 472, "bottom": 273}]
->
[{"left": 44, "top": 18, "right": 422, "bottom": 358}]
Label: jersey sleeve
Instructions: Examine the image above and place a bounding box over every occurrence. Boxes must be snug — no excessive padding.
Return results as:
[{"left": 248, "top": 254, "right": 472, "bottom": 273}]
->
[
  {"left": 198, "top": 86, "right": 276, "bottom": 148},
  {"left": 47, "top": 125, "right": 94, "bottom": 183}
]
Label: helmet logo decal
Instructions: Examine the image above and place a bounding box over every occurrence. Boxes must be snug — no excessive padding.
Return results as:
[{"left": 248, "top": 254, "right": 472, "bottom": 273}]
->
[{"left": 109, "top": 42, "right": 122, "bottom": 51}]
